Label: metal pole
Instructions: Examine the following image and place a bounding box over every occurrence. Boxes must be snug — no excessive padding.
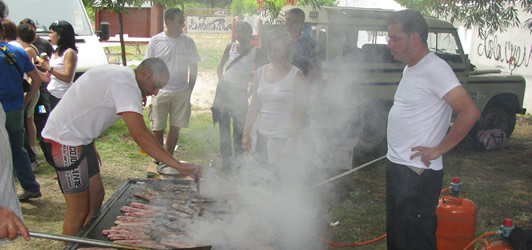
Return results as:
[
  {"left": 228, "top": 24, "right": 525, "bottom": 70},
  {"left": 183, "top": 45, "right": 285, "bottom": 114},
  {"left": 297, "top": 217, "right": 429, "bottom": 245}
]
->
[
  {"left": 314, "top": 155, "right": 386, "bottom": 188},
  {"left": 29, "top": 231, "right": 146, "bottom": 249}
]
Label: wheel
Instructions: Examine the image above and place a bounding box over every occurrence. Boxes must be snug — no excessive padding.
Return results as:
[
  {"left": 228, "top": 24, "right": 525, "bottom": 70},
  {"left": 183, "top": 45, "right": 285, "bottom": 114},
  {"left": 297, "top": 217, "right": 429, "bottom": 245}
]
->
[
  {"left": 353, "top": 104, "right": 390, "bottom": 155},
  {"left": 471, "top": 105, "right": 516, "bottom": 137}
]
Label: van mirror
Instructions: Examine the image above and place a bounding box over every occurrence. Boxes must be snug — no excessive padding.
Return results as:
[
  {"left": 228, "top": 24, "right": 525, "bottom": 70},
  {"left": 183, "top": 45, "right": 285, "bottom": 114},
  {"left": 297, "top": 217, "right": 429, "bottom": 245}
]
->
[{"left": 98, "top": 22, "right": 110, "bottom": 41}]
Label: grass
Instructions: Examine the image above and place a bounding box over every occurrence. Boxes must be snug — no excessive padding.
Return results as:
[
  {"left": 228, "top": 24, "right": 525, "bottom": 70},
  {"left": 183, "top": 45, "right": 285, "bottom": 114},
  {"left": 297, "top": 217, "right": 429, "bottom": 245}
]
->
[{"left": 8, "top": 32, "right": 532, "bottom": 249}]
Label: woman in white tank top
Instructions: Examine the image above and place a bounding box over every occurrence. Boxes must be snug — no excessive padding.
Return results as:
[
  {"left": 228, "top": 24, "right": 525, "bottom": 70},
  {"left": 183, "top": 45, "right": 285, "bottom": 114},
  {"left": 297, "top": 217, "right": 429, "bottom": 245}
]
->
[
  {"left": 242, "top": 28, "right": 307, "bottom": 164},
  {"left": 38, "top": 20, "right": 78, "bottom": 110}
]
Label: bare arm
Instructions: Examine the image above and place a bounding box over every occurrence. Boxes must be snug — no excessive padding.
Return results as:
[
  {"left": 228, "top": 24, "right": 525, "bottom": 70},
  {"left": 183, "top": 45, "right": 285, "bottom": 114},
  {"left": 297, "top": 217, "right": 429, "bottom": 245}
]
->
[
  {"left": 217, "top": 44, "right": 231, "bottom": 82},
  {"left": 121, "top": 112, "right": 202, "bottom": 179},
  {"left": 242, "top": 74, "right": 261, "bottom": 151},
  {"left": 0, "top": 206, "right": 29, "bottom": 241},
  {"left": 188, "top": 64, "right": 198, "bottom": 91},
  {"left": 24, "top": 69, "right": 41, "bottom": 109},
  {"left": 289, "top": 71, "right": 307, "bottom": 138},
  {"left": 40, "top": 49, "right": 78, "bottom": 83},
  {"left": 411, "top": 86, "right": 480, "bottom": 167}
]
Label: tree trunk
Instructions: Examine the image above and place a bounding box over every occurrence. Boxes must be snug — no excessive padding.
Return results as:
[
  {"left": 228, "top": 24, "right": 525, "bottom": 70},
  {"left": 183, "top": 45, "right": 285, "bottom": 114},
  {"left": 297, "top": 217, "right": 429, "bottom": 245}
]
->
[{"left": 119, "top": 12, "right": 127, "bottom": 66}]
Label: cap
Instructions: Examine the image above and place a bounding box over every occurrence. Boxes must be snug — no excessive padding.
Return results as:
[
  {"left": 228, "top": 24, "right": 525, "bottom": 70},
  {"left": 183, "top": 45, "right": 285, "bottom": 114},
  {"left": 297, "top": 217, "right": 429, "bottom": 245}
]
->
[{"left": 20, "top": 18, "right": 36, "bottom": 29}]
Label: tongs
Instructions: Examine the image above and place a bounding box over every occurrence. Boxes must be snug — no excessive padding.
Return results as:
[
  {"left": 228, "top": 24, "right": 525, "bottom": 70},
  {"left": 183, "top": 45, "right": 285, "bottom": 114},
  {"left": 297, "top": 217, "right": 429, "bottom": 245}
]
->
[{"left": 29, "top": 231, "right": 148, "bottom": 249}]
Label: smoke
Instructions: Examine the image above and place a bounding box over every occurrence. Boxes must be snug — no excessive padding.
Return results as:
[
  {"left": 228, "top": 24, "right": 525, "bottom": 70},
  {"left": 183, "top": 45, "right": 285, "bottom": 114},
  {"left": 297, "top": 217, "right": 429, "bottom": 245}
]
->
[{"left": 184, "top": 151, "right": 327, "bottom": 249}]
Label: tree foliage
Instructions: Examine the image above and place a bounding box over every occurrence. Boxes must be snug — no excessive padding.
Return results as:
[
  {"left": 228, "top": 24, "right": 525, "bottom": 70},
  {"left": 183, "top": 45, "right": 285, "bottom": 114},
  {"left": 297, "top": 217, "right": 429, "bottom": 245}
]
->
[
  {"left": 395, "top": 0, "right": 532, "bottom": 37},
  {"left": 297, "top": 0, "right": 337, "bottom": 11},
  {"left": 231, "top": 0, "right": 259, "bottom": 17},
  {"left": 261, "top": 0, "right": 286, "bottom": 23}
]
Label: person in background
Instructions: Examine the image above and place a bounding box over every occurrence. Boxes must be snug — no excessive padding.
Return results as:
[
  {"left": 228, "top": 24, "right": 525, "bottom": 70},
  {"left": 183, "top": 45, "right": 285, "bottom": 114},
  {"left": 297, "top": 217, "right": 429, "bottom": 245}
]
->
[
  {"left": 2, "top": 19, "right": 19, "bottom": 47},
  {"left": 284, "top": 8, "right": 318, "bottom": 80},
  {"left": 37, "top": 20, "right": 77, "bottom": 110},
  {"left": 144, "top": 8, "right": 200, "bottom": 167},
  {"left": 17, "top": 23, "right": 51, "bottom": 170},
  {"left": 20, "top": 18, "right": 53, "bottom": 58},
  {"left": 40, "top": 58, "right": 202, "bottom": 241},
  {"left": 385, "top": 10, "right": 480, "bottom": 249},
  {"left": 0, "top": 1, "right": 30, "bottom": 243},
  {"left": 215, "top": 20, "right": 257, "bottom": 172},
  {"left": 242, "top": 28, "right": 307, "bottom": 164},
  {"left": 1, "top": 8, "right": 42, "bottom": 202},
  {"left": 20, "top": 18, "right": 54, "bottom": 139}
]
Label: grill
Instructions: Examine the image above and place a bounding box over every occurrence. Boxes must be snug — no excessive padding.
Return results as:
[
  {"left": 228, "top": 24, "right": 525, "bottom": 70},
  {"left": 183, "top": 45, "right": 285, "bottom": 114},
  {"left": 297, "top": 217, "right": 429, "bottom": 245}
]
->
[{"left": 66, "top": 178, "right": 212, "bottom": 249}]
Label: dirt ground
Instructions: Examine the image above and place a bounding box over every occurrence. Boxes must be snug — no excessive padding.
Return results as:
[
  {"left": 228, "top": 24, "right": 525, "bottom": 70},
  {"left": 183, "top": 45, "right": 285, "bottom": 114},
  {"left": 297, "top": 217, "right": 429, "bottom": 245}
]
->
[{"left": 190, "top": 70, "right": 218, "bottom": 110}]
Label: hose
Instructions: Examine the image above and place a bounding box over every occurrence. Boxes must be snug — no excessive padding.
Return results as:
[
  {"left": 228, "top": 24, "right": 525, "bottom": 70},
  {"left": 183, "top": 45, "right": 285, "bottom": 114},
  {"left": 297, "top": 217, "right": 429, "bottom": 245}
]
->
[
  {"left": 462, "top": 231, "right": 497, "bottom": 250},
  {"left": 319, "top": 234, "right": 387, "bottom": 247}
]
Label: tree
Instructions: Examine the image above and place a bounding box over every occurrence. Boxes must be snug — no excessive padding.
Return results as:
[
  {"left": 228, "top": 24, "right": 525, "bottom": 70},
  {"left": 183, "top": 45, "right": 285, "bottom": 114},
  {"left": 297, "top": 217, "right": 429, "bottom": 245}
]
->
[
  {"left": 231, "top": 0, "right": 259, "bottom": 17},
  {"left": 297, "top": 0, "right": 337, "bottom": 11},
  {"left": 86, "top": 0, "right": 188, "bottom": 66},
  {"left": 395, "top": 0, "right": 532, "bottom": 37}
]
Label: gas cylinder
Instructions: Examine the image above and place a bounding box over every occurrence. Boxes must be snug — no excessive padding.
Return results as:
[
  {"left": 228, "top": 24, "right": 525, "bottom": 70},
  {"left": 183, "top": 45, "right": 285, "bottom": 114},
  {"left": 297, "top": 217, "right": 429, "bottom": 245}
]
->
[
  {"left": 436, "top": 177, "right": 478, "bottom": 250},
  {"left": 479, "top": 219, "right": 515, "bottom": 250}
]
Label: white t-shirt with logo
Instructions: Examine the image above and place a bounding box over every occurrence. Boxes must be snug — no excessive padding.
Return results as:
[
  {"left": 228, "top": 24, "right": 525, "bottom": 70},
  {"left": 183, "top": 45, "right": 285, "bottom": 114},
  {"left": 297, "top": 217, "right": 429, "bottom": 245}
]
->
[
  {"left": 144, "top": 32, "right": 200, "bottom": 93},
  {"left": 387, "top": 53, "right": 460, "bottom": 170},
  {"left": 42, "top": 65, "right": 143, "bottom": 146}
]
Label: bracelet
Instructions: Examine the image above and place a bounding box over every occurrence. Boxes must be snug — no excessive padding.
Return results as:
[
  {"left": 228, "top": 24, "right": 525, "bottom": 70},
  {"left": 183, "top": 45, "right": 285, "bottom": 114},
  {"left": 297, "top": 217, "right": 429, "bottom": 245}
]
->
[{"left": 48, "top": 67, "right": 54, "bottom": 74}]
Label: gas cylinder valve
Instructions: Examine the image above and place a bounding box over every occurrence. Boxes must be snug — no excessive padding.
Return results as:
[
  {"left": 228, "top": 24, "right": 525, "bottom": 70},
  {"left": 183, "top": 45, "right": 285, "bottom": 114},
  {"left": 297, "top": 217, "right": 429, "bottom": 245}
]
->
[
  {"left": 450, "top": 177, "right": 461, "bottom": 196},
  {"left": 498, "top": 218, "right": 515, "bottom": 238}
]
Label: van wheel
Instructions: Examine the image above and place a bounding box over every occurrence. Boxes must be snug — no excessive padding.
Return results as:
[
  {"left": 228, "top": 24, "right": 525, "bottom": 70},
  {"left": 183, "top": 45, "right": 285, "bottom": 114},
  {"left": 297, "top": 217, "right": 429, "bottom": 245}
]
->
[
  {"left": 471, "top": 105, "right": 516, "bottom": 137},
  {"left": 353, "top": 104, "right": 389, "bottom": 155}
]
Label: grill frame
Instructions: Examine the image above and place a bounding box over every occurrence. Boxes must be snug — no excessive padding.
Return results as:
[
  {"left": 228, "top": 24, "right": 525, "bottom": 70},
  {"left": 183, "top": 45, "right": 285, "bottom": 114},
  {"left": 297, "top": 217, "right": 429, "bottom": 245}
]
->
[{"left": 66, "top": 178, "right": 197, "bottom": 249}]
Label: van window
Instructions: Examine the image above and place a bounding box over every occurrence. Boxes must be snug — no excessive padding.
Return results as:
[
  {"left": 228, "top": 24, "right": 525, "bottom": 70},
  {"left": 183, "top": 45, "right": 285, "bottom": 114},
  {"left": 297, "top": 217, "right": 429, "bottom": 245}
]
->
[
  {"left": 4, "top": 0, "right": 93, "bottom": 36},
  {"left": 428, "top": 32, "right": 463, "bottom": 64},
  {"left": 327, "top": 26, "right": 395, "bottom": 63}
]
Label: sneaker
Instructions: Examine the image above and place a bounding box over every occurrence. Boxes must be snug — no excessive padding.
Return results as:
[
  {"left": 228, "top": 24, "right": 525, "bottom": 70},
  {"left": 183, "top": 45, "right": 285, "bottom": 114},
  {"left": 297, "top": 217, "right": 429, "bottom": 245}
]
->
[
  {"left": 31, "top": 161, "right": 40, "bottom": 171},
  {"left": 18, "top": 190, "right": 42, "bottom": 201},
  {"left": 152, "top": 159, "right": 160, "bottom": 165}
]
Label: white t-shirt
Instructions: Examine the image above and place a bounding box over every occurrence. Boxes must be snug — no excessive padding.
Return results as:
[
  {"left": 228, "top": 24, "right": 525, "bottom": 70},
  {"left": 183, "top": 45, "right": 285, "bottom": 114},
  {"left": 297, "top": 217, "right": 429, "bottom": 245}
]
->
[
  {"left": 0, "top": 105, "right": 23, "bottom": 245},
  {"left": 223, "top": 43, "right": 256, "bottom": 89},
  {"left": 387, "top": 53, "right": 460, "bottom": 170},
  {"left": 42, "top": 65, "right": 143, "bottom": 146},
  {"left": 47, "top": 48, "right": 76, "bottom": 98},
  {"left": 255, "top": 65, "right": 300, "bottom": 138},
  {"left": 144, "top": 32, "right": 200, "bottom": 93}
]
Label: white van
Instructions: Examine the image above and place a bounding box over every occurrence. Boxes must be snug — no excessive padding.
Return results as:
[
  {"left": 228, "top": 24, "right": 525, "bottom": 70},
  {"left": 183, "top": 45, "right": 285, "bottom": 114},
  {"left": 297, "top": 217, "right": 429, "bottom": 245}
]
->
[{"left": 4, "top": 0, "right": 108, "bottom": 79}]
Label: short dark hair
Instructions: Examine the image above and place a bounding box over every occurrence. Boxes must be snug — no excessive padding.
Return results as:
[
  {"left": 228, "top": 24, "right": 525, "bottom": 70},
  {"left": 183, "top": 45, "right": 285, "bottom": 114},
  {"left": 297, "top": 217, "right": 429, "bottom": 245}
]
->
[
  {"left": 2, "top": 19, "right": 17, "bottom": 41},
  {"left": 0, "top": 0, "right": 8, "bottom": 20},
  {"left": 286, "top": 8, "right": 305, "bottom": 23},
  {"left": 18, "top": 23, "right": 35, "bottom": 43},
  {"left": 136, "top": 57, "right": 169, "bottom": 78},
  {"left": 20, "top": 18, "right": 36, "bottom": 29},
  {"left": 164, "top": 8, "right": 183, "bottom": 25},
  {"left": 235, "top": 20, "right": 253, "bottom": 40},
  {"left": 387, "top": 9, "right": 428, "bottom": 46}
]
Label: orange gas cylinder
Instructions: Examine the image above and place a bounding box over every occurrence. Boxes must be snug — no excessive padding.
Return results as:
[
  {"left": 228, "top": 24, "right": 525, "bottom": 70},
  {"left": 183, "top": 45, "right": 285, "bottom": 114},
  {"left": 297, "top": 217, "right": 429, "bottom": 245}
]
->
[
  {"left": 479, "top": 219, "right": 515, "bottom": 250},
  {"left": 436, "top": 177, "right": 478, "bottom": 250},
  {"left": 479, "top": 238, "right": 513, "bottom": 250}
]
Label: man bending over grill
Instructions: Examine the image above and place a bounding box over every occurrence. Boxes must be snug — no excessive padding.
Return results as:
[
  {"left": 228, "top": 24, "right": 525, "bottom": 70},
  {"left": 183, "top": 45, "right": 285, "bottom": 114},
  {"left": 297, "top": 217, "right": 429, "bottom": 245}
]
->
[{"left": 40, "top": 58, "right": 202, "bottom": 241}]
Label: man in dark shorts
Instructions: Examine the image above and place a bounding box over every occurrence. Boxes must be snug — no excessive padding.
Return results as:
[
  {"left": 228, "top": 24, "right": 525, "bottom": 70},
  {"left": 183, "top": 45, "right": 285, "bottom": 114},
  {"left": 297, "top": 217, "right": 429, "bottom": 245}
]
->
[{"left": 40, "top": 58, "right": 202, "bottom": 240}]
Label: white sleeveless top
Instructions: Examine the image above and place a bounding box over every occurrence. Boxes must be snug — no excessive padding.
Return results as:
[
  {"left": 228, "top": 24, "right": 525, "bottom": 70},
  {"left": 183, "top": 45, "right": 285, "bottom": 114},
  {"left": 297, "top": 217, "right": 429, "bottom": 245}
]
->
[
  {"left": 0, "top": 105, "right": 23, "bottom": 245},
  {"left": 47, "top": 48, "right": 76, "bottom": 98},
  {"left": 255, "top": 65, "right": 300, "bottom": 138},
  {"left": 223, "top": 43, "right": 256, "bottom": 89}
]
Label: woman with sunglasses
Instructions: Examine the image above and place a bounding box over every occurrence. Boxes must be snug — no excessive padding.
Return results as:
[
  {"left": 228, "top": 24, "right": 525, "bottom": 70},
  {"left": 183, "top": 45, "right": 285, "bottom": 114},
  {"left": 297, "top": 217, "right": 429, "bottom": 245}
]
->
[{"left": 38, "top": 20, "right": 78, "bottom": 110}]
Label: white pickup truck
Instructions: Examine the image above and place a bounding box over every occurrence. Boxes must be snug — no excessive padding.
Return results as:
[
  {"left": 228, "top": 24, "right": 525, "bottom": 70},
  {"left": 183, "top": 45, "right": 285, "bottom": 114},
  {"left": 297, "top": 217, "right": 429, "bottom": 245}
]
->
[{"left": 281, "top": 6, "right": 527, "bottom": 157}]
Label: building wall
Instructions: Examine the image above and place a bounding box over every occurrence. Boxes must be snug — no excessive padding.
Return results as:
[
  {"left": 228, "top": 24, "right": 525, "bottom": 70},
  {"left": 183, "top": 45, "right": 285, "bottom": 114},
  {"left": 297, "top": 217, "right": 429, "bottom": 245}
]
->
[{"left": 95, "top": 4, "right": 164, "bottom": 38}]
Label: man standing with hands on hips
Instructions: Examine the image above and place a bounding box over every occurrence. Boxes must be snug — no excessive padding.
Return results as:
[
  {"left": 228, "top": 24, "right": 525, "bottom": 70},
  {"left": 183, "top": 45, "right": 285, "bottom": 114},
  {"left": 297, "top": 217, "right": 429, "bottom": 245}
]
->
[
  {"left": 144, "top": 8, "right": 200, "bottom": 168},
  {"left": 385, "top": 10, "right": 480, "bottom": 250}
]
